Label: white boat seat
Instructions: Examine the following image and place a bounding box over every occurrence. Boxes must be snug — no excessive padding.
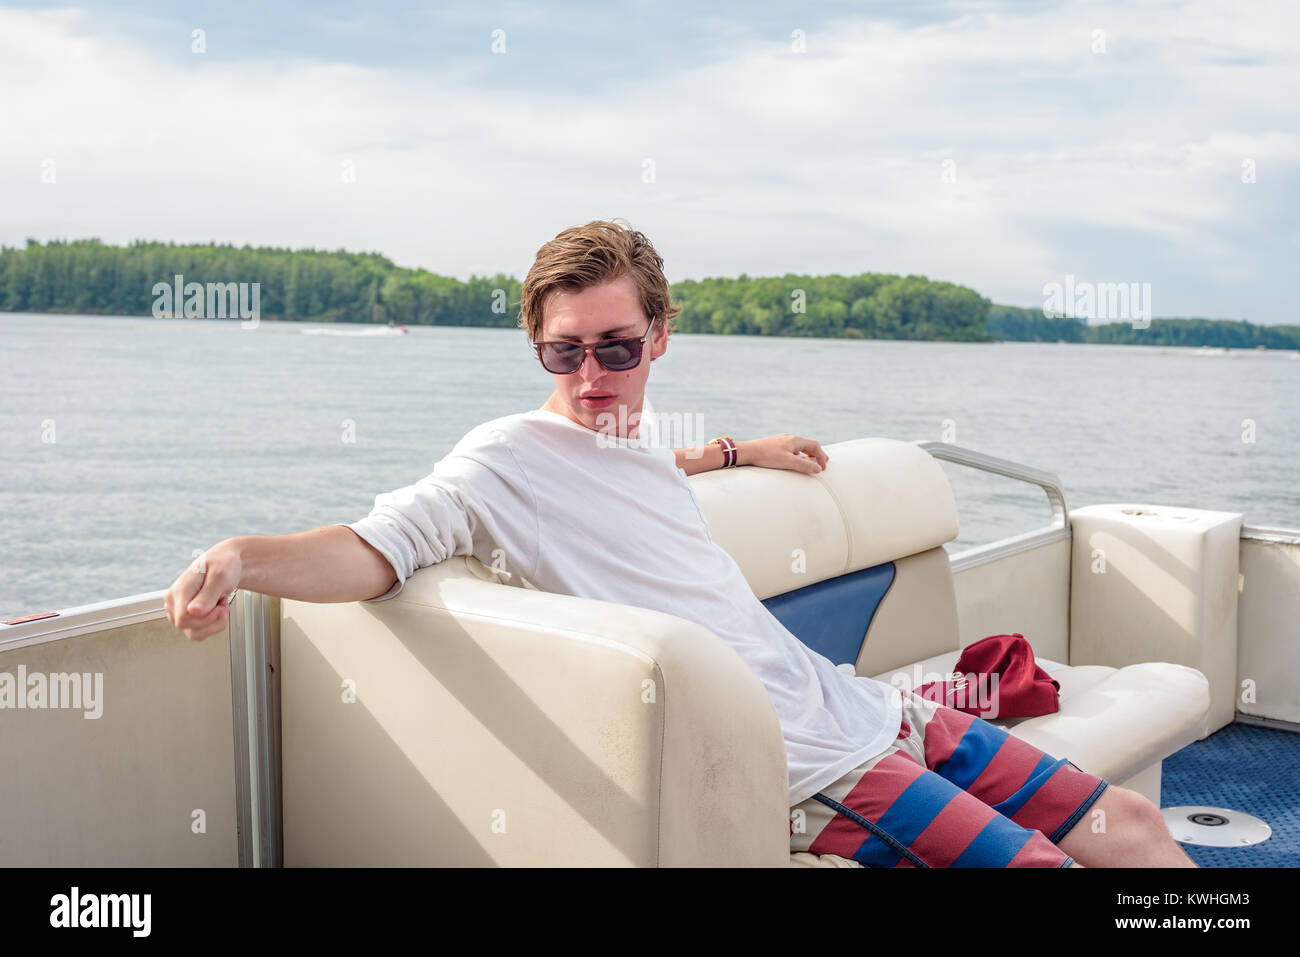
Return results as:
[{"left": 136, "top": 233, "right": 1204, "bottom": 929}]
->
[
  {"left": 692, "top": 438, "right": 1210, "bottom": 866},
  {"left": 280, "top": 436, "right": 1211, "bottom": 866}
]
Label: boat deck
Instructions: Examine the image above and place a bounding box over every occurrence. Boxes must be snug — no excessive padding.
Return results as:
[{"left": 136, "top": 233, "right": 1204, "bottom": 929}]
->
[{"left": 1162, "top": 722, "right": 1300, "bottom": 867}]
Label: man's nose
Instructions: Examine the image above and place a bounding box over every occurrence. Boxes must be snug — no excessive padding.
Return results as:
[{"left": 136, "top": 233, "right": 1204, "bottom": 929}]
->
[{"left": 579, "top": 349, "right": 605, "bottom": 380}]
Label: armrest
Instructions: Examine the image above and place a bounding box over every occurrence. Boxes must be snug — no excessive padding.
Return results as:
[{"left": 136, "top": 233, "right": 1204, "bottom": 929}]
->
[{"left": 280, "top": 557, "right": 790, "bottom": 866}]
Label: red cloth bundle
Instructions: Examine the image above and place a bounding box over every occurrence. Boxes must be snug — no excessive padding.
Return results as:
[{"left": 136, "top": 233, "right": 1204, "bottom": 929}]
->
[{"left": 916, "top": 633, "right": 1060, "bottom": 719}]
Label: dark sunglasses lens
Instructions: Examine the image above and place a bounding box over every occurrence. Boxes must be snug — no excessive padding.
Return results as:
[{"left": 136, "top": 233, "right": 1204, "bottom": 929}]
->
[
  {"left": 540, "top": 342, "right": 583, "bottom": 374},
  {"left": 594, "top": 340, "right": 640, "bottom": 370}
]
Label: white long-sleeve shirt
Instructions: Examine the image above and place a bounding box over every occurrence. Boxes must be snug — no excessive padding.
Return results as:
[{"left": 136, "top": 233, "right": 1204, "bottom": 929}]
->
[{"left": 338, "top": 398, "right": 903, "bottom": 808}]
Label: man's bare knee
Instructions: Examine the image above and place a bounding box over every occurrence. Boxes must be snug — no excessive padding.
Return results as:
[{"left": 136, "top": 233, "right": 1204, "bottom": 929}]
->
[{"left": 1117, "top": 786, "right": 1166, "bottom": 828}]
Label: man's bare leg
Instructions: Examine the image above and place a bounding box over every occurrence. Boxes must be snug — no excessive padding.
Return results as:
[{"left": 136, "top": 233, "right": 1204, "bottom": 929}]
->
[{"left": 1058, "top": 785, "right": 1197, "bottom": 867}]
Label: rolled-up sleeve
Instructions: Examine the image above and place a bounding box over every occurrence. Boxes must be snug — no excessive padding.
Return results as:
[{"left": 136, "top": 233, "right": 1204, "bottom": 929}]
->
[{"left": 337, "top": 426, "right": 540, "bottom": 601}]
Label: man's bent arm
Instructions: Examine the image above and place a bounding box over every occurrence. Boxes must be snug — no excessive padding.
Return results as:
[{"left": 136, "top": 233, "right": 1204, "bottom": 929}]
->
[{"left": 232, "top": 525, "right": 397, "bottom": 603}]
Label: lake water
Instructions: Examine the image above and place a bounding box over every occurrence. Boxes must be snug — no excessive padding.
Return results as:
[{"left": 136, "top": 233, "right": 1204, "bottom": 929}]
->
[{"left": 2, "top": 313, "right": 1297, "bottom": 619}]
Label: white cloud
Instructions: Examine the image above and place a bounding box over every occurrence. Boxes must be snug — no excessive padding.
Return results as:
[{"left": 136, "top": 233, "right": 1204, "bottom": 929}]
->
[{"left": 1, "top": 1, "right": 1294, "bottom": 320}]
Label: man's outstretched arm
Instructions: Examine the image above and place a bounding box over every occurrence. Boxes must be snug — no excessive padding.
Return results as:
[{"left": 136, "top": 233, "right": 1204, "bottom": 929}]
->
[
  {"left": 674, "top": 434, "right": 828, "bottom": 477},
  {"left": 164, "top": 525, "right": 397, "bottom": 642}
]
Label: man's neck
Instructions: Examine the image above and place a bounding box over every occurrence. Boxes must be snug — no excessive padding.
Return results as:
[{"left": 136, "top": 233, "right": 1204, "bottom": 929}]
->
[{"left": 541, "top": 393, "right": 645, "bottom": 440}]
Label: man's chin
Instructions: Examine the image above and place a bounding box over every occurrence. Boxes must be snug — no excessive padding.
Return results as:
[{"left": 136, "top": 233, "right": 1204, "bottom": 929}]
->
[{"left": 575, "top": 398, "right": 638, "bottom": 434}]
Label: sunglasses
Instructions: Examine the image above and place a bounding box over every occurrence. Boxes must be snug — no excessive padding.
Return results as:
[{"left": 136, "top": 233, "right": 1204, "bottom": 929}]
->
[{"left": 531, "top": 315, "right": 657, "bottom": 375}]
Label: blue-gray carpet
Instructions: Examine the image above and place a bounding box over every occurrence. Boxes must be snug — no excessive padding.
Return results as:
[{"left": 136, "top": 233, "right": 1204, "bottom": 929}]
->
[{"left": 1161, "top": 721, "right": 1300, "bottom": 867}]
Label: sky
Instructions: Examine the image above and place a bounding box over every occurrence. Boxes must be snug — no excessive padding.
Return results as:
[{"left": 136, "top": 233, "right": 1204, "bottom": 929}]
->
[{"left": 1, "top": 0, "right": 1296, "bottom": 323}]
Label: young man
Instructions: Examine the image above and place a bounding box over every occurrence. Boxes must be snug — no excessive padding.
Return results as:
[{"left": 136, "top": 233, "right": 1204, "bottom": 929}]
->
[{"left": 166, "top": 219, "right": 1195, "bottom": 868}]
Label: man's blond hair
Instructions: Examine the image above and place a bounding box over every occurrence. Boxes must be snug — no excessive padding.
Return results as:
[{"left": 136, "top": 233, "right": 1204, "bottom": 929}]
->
[{"left": 518, "top": 218, "right": 682, "bottom": 348}]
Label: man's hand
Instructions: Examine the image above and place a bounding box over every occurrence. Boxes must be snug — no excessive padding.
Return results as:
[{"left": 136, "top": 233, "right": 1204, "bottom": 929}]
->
[
  {"left": 738, "top": 434, "right": 829, "bottom": 474},
  {"left": 165, "top": 540, "right": 243, "bottom": 642}
]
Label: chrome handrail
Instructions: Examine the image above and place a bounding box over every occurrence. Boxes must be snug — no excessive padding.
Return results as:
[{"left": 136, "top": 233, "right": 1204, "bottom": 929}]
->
[
  {"left": 913, "top": 441, "right": 1069, "bottom": 527},
  {"left": 912, "top": 441, "right": 1071, "bottom": 572}
]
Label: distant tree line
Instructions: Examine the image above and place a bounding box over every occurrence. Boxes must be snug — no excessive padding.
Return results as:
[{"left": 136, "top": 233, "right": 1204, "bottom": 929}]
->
[
  {"left": 673, "top": 272, "right": 991, "bottom": 340},
  {"left": 986, "top": 305, "right": 1088, "bottom": 342},
  {"left": 988, "top": 304, "right": 1300, "bottom": 350},
  {"left": 0, "top": 238, "right": 521, "bottom": 327},
  {"left": 3, "top": 239, "right": 1296, "bottom": 349}
]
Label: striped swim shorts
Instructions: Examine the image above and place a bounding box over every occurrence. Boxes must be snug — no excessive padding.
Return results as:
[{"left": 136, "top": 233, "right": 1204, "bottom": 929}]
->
[{"left": 790, "top": 686, "right": 1109, "bottom": 867}]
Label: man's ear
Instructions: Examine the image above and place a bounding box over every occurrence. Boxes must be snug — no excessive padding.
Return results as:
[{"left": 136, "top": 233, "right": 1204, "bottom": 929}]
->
[{"left": 652, "top": 320, "right": 669, "bottom": 358}]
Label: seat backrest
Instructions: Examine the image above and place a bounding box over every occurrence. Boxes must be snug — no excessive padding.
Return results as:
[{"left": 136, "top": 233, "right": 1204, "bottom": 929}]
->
[{"left": 689, "top": 437, "right": 963, "bottom": 676}]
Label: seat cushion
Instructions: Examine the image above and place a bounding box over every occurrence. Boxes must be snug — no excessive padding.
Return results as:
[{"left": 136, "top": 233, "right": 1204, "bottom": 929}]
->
[
  {"left": 868, "top": 653, "right": 1208, "bottom": 782},
  {"left": 869, "top": 648, "right": 1116, "bottom": 726}
]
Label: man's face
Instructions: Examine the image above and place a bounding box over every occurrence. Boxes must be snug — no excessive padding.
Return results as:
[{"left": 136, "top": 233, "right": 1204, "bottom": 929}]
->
[{"left": 538, "top": 274, "right": 668, "bottom": 436}]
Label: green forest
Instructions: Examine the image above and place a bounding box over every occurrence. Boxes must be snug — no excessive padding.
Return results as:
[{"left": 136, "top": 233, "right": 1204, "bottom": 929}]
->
[
  {"left": 987, "top": 305, "right": 1300, "bottom": 350},
  {"left": 3, "top": 238, "right": 1297, "bottom": 349}
]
